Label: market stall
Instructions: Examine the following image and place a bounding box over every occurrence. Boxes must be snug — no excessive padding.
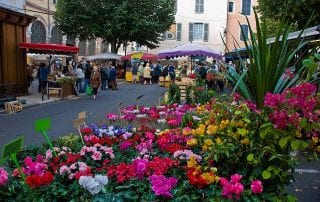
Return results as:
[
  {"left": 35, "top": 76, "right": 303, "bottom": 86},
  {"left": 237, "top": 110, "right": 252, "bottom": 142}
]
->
[
  {"left": 121, "top": 52, "right": 158, "bottom": 82},
  {"left": 19, "top": 43, "right": 79, "bottom": 100}
]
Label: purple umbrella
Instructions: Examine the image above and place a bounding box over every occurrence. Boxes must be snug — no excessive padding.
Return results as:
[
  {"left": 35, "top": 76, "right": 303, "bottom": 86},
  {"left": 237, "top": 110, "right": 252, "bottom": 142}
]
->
[{"left": 158, "top": 43, "right": 222, "bottom": 59}]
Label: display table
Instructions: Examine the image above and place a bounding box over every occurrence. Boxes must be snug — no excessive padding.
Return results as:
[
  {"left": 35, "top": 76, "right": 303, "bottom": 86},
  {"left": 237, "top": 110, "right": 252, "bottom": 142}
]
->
[
  {"left": 175, "top": 78, "right": 195, "bottom": 100},
  {"left": 125, "top": 72, "right": 133, "bottom": 82},
  {"left": 159, "top": 76, "right": 170, "bottom": 88},
  {"left": 48, "top": 78, "right": 77, "bottom": 99}
]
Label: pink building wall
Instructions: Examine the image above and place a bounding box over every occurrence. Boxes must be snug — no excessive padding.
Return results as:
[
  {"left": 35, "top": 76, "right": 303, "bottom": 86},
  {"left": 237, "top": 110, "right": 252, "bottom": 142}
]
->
[{"left": 226, "top": 0, "right": 258, "bottom": 52}]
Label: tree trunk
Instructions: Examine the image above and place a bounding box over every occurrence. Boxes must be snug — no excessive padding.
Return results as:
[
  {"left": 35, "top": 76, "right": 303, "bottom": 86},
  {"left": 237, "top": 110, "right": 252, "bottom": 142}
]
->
[{"left": 111, "top": 41, "right": 118, "bottom": 53}]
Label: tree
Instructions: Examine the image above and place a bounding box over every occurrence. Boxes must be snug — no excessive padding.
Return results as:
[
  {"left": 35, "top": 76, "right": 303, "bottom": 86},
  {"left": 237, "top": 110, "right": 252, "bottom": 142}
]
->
[
  {"left": 54, "top": 0, "right": 175, "bottom": 53},
  {"left": 257, "top": 0, "right": 320, "bottom": 29}
]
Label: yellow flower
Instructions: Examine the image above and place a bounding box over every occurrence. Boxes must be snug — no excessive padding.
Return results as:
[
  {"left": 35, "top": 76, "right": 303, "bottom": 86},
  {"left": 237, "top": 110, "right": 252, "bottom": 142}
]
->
[
  {"left": 201, "top": 172, "right": 215, "bottom": 184},
  {"left": 215, "top": 137, "right": 223, "bottom": 144},
  {"left": 182, "top": 127, "right": 192, "bottom": 136},
  {"left": 219, "top": 119, "right": 230, "bottom": 130},
  {"left": 315, "top": 146, "right": 320, "bottom": 153},
  {"left": 195, "top": 124, "right": 206, "bottom": 136},
  {"left": 204, "top": 139, "right": 213, "bottom": 146},
  {"left": 241, "top": 138, "right": 250, "bottom": 145},
  {"left": 187, "top": 156, "right": 200, "bottom": 171},
  {"left": 187, "top": 138, "right": 198, "bottom": 146},
  {"left": 207, "top": 125, "right": 218, "bottom": 135},
  {"left": 295, "top": 131, "right": 302, "bottom": 138}
]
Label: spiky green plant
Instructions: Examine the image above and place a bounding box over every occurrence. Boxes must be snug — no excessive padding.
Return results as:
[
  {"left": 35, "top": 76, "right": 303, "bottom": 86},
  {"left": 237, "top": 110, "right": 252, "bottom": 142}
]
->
[{"left": 228, "top": 10, "right": 309, "bottom": 108}]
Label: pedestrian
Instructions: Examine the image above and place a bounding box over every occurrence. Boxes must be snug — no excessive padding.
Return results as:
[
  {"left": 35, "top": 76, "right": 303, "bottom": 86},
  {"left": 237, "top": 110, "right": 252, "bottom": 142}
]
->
[
  {"left": 109, "top": 65, "right": 117, "bottom": 90},
  {"left": 84, "top": 61, "right": 92, "bottom": 92},
  {"left": 138, "top": 62, "right": 144, "bottom": 84},
  {"left": 74, "top": 64, "right": 84, "bottom": 93},
  {"left": 27, "top": 64, "right": 33, "bottom": 87},
  {"left": 143, "top": 63, "right": 152, "bottom": 85},
  {"left": 168, "top": 63, "right": 176, "bottom": 84},
  {"left": 37, "top": 62, "right": 50, "bottom": 94},
  {"left": 132, "top": 63, "right": 138, "bottom": 83},
  {"left": 90, "top": 65, "right": 101, "bottom": 100},
  {"left": 100, "top": 63, "right": 108, "bottom": 90}
]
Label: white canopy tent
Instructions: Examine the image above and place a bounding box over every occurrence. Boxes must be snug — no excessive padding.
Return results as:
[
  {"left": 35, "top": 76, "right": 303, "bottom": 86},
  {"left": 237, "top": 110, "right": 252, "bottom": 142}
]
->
[{"left": 87, "top": 52, "right": 122, "bottom": 61}]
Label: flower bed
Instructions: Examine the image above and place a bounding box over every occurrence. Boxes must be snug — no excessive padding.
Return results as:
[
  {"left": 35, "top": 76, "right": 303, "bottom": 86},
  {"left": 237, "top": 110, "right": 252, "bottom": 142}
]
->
[{"left": 0, "top": 83, "right": 319, "bottom": 201}]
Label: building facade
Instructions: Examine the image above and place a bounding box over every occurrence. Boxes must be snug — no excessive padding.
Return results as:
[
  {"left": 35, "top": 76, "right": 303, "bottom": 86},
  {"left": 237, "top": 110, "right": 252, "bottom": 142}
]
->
[
  {"left": 151, "top": 0, "right": 228, "bottom": 55},
  {"left": 225, "top": 0, "right": 258, "bottom": 52},
  {"left": 24, "top": 0, "right": 257, "bottom": 57}
]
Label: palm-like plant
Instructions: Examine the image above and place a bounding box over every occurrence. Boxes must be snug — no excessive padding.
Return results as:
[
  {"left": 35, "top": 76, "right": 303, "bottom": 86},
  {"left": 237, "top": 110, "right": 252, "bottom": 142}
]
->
[{"left": 228, "top": 10, "right": 309, "bottom": 108}]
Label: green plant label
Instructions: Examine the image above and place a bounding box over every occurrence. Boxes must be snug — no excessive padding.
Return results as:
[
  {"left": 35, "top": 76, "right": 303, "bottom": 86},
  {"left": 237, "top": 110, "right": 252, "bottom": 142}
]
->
[
  {"left": 2, "top": 136, "right": 24, "bottom": 159},
  {"left": 35, "top": 118, "right": 57, "bottom": 156},
  {"left": 35, "top": 118, "right": 51, "bottom": 132}
]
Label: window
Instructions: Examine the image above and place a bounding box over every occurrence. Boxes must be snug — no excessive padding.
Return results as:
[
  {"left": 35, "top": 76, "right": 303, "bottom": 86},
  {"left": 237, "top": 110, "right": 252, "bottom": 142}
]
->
[
  {"left": 52, "top": 0, "right": 57, "bottom": 4},
  {"left": 174, "top": 0, "right": 178, "bottom": 14},
  {"left": 50, "top": 26, "right": 62, "bottom": 44},
  {"left": 228, "top": 1, "right": 234, "bottom": 13},
  {"left": 176, "top": 23, "right": 182, "bottom": 41},
  {"left": 79, "top": 40, "right": 87, "bottom": 56},
  {"left": 88, "top": 39, "right": 96, "bottom": 55},
  {"left": 242, "top": 0, "right": 251, "bottom": 15},
  {"left": 240, "top": 24, "right": 249, "bottom": 41},
  {"left": 100, "top": 41, "right": 109, "bottom": 53},
  {"left": 195, "top": 0, "right": 204, "bottom": 14},
  {"left": 31, "top": 21, "right": 46, "bottom": 43},
  {"left": 189, "top": 23, "right": 209, "bottom": 42}
]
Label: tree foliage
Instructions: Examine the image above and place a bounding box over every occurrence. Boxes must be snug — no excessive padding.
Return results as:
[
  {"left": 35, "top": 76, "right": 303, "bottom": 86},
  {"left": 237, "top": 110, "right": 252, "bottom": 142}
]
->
[
  {"left": 54, "top": 0, "right": 175, "bottom": 53},
  {"left": 257, "top": 0, "right": 320, "bottom": 29}
]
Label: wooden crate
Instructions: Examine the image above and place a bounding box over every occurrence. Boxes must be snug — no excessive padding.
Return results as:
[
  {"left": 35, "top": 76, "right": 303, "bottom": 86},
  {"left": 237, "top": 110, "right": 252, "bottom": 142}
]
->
[{"left": 5, "top": 101, "right": 22, "bottom": 114}]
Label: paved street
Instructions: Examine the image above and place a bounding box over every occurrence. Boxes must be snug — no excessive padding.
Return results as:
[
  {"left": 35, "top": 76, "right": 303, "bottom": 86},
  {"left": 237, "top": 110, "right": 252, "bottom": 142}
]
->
[
  {"left": 0, "top": 82, "right": 319, "bottom": 201},
  {"left": 0, "top": 83, "right": 167, "bottom": 149}
]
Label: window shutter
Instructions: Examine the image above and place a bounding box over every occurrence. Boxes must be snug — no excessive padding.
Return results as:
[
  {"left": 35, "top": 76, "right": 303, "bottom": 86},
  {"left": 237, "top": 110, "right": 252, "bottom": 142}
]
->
[
  {"left": 200, "top": 0, "right": 204, "bottom": 13},
  {"left": 189, "top": 23, "right": 193, "bottom": 42},
  {"left": 203, "top": 23, "right": 208, "bottom": 42},
  {"left": 176, "top": 23, "right": 182, "bottom": 41}
]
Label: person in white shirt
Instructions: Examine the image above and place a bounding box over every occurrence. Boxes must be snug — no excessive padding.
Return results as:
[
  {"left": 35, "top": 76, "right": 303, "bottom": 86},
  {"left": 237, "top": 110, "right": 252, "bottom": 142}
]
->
[{"left": 74, "top": 64, "right": 84, "bottom": 93}]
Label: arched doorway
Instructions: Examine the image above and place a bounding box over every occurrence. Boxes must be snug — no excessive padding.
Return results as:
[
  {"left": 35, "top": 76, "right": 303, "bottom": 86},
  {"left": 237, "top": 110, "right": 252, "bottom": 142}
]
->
[
  {"left": 50, "top": 26, "right": 62, "bottom": 44},
  {"left": 31, "top": 21, "right": 46, "bottom": 43}
]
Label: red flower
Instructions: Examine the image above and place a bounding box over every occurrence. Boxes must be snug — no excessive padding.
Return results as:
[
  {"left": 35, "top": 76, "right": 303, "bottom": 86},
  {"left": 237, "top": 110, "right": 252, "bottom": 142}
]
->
[{"left": 26, "top": 172, "right": 54, "bottom": 189}]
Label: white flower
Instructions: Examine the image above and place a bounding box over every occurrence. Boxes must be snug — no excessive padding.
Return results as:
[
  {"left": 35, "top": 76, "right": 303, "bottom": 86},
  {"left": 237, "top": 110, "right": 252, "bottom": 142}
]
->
[
  {"left": 136, "top": 114, "right": 147, "bottom": 118},
  {"left": 157, "top": 119, "right": 166, "bottom": 124},
  {"left": 79, "top": 175, "right": 108, "bottom": 195}
]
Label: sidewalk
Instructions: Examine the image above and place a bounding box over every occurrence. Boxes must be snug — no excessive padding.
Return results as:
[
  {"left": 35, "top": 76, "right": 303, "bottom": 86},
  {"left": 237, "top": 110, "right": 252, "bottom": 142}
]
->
[{"left": 0, "top": 79, "right": 127, "bottom": 113}]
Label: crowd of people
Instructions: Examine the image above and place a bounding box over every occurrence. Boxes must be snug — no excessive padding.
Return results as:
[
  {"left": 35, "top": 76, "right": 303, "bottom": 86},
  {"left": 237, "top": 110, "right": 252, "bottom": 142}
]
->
[
  {"left": 128, "top": 59, "right": 236, "bottom": 92},
  {"left": 27, "top": 57, "right": 119, "bottom": 100}
]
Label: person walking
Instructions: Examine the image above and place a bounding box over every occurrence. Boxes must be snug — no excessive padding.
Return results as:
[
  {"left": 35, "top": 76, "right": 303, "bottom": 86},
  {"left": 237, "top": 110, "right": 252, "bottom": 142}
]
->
[
  {"left": 90, "top": 65, "right": 101, "bottom": 100},
  {"left": 37, "top": 62, "right": 50, "bottom": 93},
  {"left": 84, "top": 61, "right": 92, "bottom": 92},
  {"left": 168, "top": 63, "right": 176, "bottom": 84},
  {"left": 143, "top": 63, "right": 152, "bottom": 85},
  {"left": 132, "top": 63, "right": 138, "bottom": 83},
  {"left": 100, "top": 63, "right": 108, "bottom": 90},
  {"left": 74, "top": 64, "right": 84, "bottom": 93},
  {"left": 109, "top": 65, "right": 117, "bottom": 90}
]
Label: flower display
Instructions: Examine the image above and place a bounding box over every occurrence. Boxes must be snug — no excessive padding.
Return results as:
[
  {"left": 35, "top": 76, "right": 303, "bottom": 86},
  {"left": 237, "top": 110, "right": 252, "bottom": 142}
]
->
[
  {"left": 0, "top": 83, "right": 319, "bottom": 201},
  {"left": 0, "top": 167, "right": 8, "bottom": 186}
]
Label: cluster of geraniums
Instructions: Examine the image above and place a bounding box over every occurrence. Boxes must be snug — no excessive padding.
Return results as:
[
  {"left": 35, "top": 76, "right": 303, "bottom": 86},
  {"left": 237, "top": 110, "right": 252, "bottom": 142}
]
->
[{"left": 0, "top": 83, "right": 318, "bottom": 201}]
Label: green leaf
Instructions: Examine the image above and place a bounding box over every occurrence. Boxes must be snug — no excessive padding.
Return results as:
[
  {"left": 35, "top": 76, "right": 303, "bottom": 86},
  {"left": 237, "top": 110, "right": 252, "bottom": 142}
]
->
[
  {"left": 279, "top": 137, "right": 288, "bottom": 148},
  {"left": 247, "top": 153, "right": 254, "bottom": 162},
  {"left": 290, "top": 140, "right": 300, "bottom": 150},
  {"left": 235, "top": 111, "right": 242, "bottom": 115},
  {"left": 243, "top": 118, "right": 251, "bottom": 123},
  {"left": 287, "top": 195, "right": 297, "bottom": 202},
  {"left": 237, "top": 128, "right": 248, "bottom": 136},
  {"left": 303, "top": 58, "right": 317, "bottom": 70},
  {"left": 262, "top": 170, "right": 272, "bottom": 179}
]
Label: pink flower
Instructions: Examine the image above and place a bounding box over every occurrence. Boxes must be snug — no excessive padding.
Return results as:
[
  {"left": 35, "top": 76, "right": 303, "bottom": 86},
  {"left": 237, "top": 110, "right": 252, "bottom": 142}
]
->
[
  {"left": 0, "top": 167, "right": 9, "bottom": 186},
  {"left": 92, "top": 151, "right": 102, "bottom": 161},
  {"left": 59, "top": 165, "right": 71, "bottom": 175},
  {"left": 45, "top": 149, "right": 53, "bottom": 159},
  {"left": 119, "top": 141, "right": 133, "bottom": 151},
  {"left": 149, "top": 175, "right": 178, "bottom": 198},
  {"left": 251, "top": 180, "right": 263, "bottom": 194},
  {"left": 24, "top": 156, "right": 47, "bottom": 175},
  {"left": 133, "top": 159, "right": 148, "bottom": 179},
  {"left": 230, "top": 174, "right": 242, "bottom": 183},
  {"left": 106, "top": 113, "right": 118, "bottom": 121}
]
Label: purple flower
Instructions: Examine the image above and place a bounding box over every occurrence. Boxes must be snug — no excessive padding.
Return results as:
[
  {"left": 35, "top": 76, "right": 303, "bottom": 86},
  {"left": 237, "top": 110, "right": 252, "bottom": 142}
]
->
[
  {"left": 133, "top": 159, "right": 148, "bottom": 179},
  {"left": 149, "top": 175, "right": 178, "bottom": 198},
  {"left": 119, "top": 141, "right": 133, "bottom": 151}
]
